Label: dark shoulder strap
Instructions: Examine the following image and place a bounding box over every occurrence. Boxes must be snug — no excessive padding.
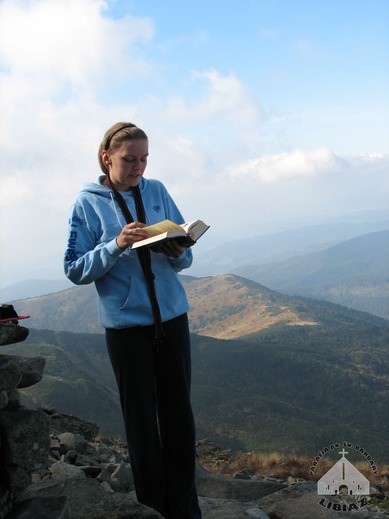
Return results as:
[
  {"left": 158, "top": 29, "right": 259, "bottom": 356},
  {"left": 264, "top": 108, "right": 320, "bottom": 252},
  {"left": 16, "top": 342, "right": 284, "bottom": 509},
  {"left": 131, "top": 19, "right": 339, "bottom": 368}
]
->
[{"left": 111, "top": 185, "right": 164, "bottom": 347}]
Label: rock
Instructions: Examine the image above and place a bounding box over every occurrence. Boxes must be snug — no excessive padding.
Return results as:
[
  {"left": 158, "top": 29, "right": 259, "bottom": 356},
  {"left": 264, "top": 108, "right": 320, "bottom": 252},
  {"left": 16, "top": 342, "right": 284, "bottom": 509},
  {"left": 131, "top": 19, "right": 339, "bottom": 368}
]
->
[
  {"left": 14, "top": 478, "right": 117, "bottom": 519},
  {"left": 195, "top": 463, "right": 286, "bottom": 501},
  {"left": 246, "top": 507, "right": 271, "bottom": 518},
  {"left": 0, "top": 357, "right": 22, "bottom": 391},
  {"left": 198, "top": 497, "right": 270, "bottom": 519},
  {"left": 79, "top": 466, "right": 102, "bottom": 478},
  {"left": 50, "top": 461, "right": 87, "bottom": 480},
  {"left": 8, "top": 495, "right": 71, "bottom": 519},
  {"left": 43, "top": 409, "right": 99, "bottom": 440},
  {"left": 62, "top": 449, "right": 77, "bottom": 464},
  {"left": 57, "top": 432, "right": 88, "bottom": 454},
  {"left": 0, "top": 487, "right": 14, "bottom": 519},
  {"left": 84, "top": 493, "right": 164, "bottom": 518},
  {"left": 4, "top": 354, "right": 46, "bottom": 388},
  {"left": 233, "top": 468, "right": 253, "bottom": 479},
  {"left": 0, "top": 323, "right": 29, "bottom": 346},
  {"left": 0, "top": 389, "right": 8, "bottom": 409},
  {"left": 0, "top": 408, "right": 50, "bottom": 493},
  {"left": 50, "top": 435, "right": 61, "bottom": 448},
  {"left": 4, "top": 387, "right": 22, "bottom": 410},
  {"left": 110, "top": 462, "right": 134, "bottom": 492},
  {"left": 370, "top": 483, "right": 386, "bottom": 499},
  {"left": 100, "top": 480, "right": 114, "bottom": 493}
]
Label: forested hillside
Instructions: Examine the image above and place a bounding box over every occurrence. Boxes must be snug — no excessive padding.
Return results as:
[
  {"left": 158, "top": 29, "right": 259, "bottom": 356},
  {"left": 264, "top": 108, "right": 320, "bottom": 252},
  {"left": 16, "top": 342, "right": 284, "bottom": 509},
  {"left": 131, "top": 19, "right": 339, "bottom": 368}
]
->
[{"left": 3, "top": 294, "right": 388, "bottom": 462}]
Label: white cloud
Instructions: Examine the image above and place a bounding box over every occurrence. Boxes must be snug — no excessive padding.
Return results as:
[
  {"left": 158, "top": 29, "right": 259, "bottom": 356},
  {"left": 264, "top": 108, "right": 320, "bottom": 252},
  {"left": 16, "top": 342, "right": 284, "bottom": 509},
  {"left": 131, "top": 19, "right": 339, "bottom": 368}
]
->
[
  {"left": 0, "top": 174, "right": 34, "bottom": 208},
  {"left": 226, "top": 148, "right": 346, "bottom": 184},
  {"left": 0, "top": 0, "right": 154, "bottom": 84},
  {"left": 0, "top": 0, "right": 387, "bottom": 286},
  {"left": 0, "top": 0, "right": 155, "bottom": 207},
  {"left": 164, "top": 69, "right": 261, "bottom": 125}
]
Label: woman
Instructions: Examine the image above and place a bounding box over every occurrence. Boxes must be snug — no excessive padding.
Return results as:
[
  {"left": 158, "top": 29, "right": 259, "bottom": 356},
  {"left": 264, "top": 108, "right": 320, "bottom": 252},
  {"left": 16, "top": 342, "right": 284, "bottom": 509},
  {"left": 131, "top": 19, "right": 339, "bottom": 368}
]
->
[{"left": 64, "top": 122, "right": 202, "bottom": 518}]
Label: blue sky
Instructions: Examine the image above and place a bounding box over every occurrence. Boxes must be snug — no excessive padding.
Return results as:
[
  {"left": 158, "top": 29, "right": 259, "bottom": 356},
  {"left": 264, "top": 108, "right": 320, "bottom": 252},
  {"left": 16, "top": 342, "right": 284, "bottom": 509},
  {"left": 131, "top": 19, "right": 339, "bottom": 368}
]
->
[
  {"left": 100, "top": 0, "right": 389, "bottom": 153},
  {"left": 0, "top": 0, "right": 388, "bottom": 285}
]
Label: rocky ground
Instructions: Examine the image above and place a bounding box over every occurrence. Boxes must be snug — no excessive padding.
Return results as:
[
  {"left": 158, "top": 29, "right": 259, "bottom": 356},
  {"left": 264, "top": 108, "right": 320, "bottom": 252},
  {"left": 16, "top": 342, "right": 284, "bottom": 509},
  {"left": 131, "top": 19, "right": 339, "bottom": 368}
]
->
[{"left": 4, "top": 410, "right": 388, "bottom": 519}]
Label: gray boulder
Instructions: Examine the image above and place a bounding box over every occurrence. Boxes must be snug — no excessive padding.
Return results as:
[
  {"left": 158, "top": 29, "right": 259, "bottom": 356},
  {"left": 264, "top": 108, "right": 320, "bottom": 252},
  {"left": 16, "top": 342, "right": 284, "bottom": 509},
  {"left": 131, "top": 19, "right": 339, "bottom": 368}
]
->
[
  {"left": 13, "top": 479, "right": 162, "bottom": 519},
  {"left": 4, "top": 354, "right": 46, "bottom": 388},
  {"left": 199, "top": 497, "right": 270, "bottom": 519},
  {"left": 50, "top": 461, "right": 87, "bottom": 480},
  {"left": 44, "top": 409, "right": 99, "bottom": 441},
  {"left": 0, "top": 408, "right": 49, "bottom": 493},
  {"left": 0, "top": 357, "right": 22, "bottom": 392},
  {"left": 195, "top": 463, "right": 286, "bottom": 501},
  {"left": 0, "top": 323, "right": 29, "bottom": 346},
  {"left": 57, "top": 432, "right": 88, "bottom": 454},
  {"left": 8, "top": 495, "right": 71, "bottom": 519},
  {"left": 13, "top": 478, "right": 116, "bottom": 518}
]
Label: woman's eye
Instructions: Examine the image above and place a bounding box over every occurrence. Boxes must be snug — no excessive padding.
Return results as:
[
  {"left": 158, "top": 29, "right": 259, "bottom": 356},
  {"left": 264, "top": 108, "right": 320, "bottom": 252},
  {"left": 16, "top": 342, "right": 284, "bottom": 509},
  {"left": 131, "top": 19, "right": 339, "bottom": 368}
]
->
[{"left": 122, "top": 156, "right": 147, "bottom": 163}]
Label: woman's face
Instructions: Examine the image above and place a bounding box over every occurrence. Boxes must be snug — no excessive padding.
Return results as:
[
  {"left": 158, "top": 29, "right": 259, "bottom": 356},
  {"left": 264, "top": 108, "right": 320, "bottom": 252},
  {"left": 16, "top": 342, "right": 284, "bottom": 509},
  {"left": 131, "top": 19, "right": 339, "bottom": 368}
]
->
[{"left": 104, "top": 139, "right": 148, "bottom": 191}]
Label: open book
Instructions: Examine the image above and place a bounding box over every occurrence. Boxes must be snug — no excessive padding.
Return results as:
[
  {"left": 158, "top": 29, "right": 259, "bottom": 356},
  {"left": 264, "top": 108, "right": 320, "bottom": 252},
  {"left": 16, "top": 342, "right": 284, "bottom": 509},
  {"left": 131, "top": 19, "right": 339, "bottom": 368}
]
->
[{"left": 131, "top": 219, "right": 210, "bottom": 250}]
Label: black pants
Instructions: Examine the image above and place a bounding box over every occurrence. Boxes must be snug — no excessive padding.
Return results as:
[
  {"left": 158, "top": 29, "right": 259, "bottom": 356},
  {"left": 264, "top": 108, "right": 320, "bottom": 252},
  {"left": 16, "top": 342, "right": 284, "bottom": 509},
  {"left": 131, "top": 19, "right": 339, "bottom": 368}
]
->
[{"left": 106, "top": 313, "right": 202, "bottom": 519}]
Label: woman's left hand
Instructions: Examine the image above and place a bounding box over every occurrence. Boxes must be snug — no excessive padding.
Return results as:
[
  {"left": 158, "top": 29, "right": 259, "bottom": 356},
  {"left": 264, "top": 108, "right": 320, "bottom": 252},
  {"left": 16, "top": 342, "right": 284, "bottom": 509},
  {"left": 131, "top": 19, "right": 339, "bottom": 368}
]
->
[{"left": 156, "top": 240, "right": 187, "bottom": 258}]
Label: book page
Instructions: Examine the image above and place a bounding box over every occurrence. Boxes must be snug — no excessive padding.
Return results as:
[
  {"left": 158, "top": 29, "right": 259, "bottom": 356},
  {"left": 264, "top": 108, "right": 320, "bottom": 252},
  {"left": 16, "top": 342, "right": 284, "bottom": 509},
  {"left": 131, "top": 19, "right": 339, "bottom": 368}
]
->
[
  {"left": 144, "top": 219, "right": 183, "bottom": 237},
  {"left": 181, "top": 220, "right": 210, "bottom": 240}
]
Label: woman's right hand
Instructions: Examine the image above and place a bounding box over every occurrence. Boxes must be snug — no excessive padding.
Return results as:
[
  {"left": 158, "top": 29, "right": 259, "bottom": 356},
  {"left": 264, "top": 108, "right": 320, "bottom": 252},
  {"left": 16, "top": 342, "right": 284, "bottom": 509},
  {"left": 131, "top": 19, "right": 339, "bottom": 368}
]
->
[{"left": 116, "top": 222, "right": 148, "bottom": 250}]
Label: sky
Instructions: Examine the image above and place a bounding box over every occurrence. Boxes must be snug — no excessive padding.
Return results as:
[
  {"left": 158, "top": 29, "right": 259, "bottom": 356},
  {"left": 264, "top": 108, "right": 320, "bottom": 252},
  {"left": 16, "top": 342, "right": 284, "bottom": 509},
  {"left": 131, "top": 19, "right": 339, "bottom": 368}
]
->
[{"left": 0, "top": 0, "right": 388, "bottom": 286}]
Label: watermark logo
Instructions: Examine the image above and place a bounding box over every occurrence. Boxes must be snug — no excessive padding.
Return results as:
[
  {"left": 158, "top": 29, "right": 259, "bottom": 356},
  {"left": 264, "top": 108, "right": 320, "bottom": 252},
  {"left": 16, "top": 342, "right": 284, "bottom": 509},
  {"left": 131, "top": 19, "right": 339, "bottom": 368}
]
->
[{"left": 310, "top": 442, "right": 377, "bottom": 512}]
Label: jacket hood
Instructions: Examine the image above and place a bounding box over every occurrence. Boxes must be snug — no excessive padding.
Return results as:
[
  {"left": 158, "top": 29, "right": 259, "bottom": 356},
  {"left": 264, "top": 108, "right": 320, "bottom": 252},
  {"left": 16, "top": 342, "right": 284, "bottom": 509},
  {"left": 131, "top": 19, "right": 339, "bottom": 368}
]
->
[{"left": 80, "top": 176, "right": 148, "bottom": 197}]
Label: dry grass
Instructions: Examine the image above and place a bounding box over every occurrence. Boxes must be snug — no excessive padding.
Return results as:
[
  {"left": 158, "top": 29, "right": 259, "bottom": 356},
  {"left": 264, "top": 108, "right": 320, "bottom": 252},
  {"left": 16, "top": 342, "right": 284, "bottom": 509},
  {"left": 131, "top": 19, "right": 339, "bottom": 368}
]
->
[{"left": 199, "top": 450, "right": 389, "bottom": 488}]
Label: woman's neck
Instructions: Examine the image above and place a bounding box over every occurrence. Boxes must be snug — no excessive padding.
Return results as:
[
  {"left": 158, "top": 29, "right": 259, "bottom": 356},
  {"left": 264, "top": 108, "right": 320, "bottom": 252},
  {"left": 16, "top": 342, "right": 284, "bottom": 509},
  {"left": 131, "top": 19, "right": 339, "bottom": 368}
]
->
[{"left": 102, "top": 176, "right": 132, "bottom": 192}]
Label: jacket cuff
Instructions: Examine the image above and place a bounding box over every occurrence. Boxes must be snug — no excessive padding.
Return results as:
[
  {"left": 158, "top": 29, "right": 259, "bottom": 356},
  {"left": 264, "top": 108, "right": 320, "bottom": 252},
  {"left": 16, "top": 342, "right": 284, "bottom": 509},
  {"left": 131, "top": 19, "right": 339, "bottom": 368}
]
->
[{"left": 107, "top": 238, "right": 125, "bottom": 256}]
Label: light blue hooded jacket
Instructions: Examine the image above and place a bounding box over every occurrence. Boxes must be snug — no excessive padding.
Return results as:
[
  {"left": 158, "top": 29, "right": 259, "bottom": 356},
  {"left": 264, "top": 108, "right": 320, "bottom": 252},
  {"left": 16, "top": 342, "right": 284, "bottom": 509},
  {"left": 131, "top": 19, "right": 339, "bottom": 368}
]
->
[{"left": 64, "top": 176, "right": 193, "bottom": 329}]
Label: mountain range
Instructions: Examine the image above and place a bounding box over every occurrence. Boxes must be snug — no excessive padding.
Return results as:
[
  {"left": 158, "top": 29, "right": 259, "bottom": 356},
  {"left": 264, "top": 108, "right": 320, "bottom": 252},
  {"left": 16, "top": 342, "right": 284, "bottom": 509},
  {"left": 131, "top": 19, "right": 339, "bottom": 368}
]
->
[
  {"left": 2, "top": 274, "right": 388, "bottom": 463},
  {"left": 6, "top": 229, "right": 388, "bottom": 334},
  {"left": 2, "top": 211, "right": 388, "bottom": 461},
  {"left": 232, "top": 230, "right": 389, "bottom": 319},
  {"left": 190, "top": 212, "right": 389, "bottom": 277},
  {"left": 2, "top": 216, "right": 388, "bottom": 321}
]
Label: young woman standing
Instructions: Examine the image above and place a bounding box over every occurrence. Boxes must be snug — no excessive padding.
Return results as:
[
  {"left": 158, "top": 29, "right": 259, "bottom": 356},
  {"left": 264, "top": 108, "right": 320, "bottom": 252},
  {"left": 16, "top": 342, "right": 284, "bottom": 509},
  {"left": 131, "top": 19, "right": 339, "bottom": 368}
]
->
[{"left": 64, "top": 122, "right": 202, "bottom": 518}]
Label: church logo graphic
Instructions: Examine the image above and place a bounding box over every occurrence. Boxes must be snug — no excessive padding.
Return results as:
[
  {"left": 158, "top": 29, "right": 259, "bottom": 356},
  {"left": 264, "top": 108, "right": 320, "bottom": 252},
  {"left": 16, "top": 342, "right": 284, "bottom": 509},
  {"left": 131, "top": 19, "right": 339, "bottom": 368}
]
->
[
  {"left": 310, "top": 442, "right": 376, "bottom": 512},
  {"left": 318, "top": 448, "right": 370, "bottom": 496}
]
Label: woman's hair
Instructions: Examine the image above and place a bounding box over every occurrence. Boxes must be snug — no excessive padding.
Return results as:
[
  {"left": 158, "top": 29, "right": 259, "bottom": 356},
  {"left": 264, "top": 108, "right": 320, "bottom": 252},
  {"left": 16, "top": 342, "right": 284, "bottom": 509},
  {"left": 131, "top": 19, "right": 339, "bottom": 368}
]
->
[{"left": 98, "top": 122, "right": 148, "bottom": 174}]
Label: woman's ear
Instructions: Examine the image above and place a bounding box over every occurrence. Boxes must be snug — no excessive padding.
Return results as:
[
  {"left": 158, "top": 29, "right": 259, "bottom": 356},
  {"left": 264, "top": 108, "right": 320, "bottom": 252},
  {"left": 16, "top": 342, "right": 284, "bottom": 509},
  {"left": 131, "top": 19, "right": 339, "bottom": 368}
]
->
[{"left": 101, "top": 150, "right": 111, "bottom": 167}]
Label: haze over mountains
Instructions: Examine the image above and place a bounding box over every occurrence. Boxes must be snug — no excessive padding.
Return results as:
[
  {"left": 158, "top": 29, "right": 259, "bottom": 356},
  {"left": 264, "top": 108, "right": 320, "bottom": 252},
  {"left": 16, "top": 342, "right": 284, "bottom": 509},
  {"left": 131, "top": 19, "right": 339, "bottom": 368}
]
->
[
  {"left": 3, "top": 227, "right": 387, "bottom": 324},
  {"left": 1, "top": 209, "right": 388, "bottom": 301},
  {"left": 233, "top": 230, "right": 389, "bottom": 319},
  {"left": 190, "top": 210, "right": 389, "bottom": 277}
]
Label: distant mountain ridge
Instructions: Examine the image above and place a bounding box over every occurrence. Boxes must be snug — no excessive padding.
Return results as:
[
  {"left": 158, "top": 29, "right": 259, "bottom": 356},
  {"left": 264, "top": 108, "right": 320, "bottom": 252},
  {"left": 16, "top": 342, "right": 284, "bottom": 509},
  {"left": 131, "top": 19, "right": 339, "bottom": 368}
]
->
[
  {"left": 2, "top": 210, "right": 388, "bottom": 298},
  {"left": 183, "top": 275, "right": 319, "bottom": 339},
  {"left": 0, "top": 279, "right": 72, "bottom": 303},
  {"left": 3, "top": 227, "right": 387, "bottom": 320},
  {"left": 191, "top": 216, "right": 389, "bottom": 277},
  {"left": 2, "top": 284, "right": 388, "bottom": 460},
  {"left": 232, "top": 230, "right": 389, "bottom": 319},
  {"left": 8, "top": 264, "right": 387, "bottom": 338},
  {"left": 8, "top": 274, "right": 315, "bottom": 337},
  {"left": 2, "top": 212, "right": 388, "bottom": 463}
]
